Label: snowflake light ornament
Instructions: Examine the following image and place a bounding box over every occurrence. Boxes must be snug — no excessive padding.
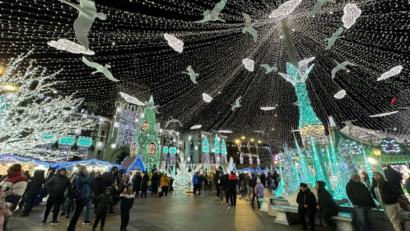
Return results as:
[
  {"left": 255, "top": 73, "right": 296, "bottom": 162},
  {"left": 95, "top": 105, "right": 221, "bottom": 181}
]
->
[
  {"left": 269, "top": 0, "right": 302, "bottom": 18},
  {"left": 202, "top": 93, "right": 213, "bottom": 103},
  {"left": 164, "top": 33, "right": 184, "bottom": 53},
  {"left": 334, "top": 90, "right": 346, "bottom": 99},
  {"left": 342, "top": 4, "right": 361, "bottom": 29},
  {"left": 377, "top": 65, "right": 403, "bottom": 81},
  {"left": 242, "top": 58, "right": 255, "bottom": 72}
]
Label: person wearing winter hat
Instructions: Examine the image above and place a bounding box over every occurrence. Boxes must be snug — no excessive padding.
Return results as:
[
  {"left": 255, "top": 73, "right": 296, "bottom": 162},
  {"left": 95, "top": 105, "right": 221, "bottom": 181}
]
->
[
  {"left": 114, "top": 183, "right": 135, "bottom": 231},
  {"left": 297, "top": 183, "right": 317, "bottom": 231},
  {"left": 316, "top": 181, "right": 338, "bottom": 231}
]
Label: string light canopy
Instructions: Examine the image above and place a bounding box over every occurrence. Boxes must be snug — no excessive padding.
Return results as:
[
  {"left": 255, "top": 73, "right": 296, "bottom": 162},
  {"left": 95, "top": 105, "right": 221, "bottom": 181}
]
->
[{"left": 1, "top": 0, "right": 410, "bottom": 148}]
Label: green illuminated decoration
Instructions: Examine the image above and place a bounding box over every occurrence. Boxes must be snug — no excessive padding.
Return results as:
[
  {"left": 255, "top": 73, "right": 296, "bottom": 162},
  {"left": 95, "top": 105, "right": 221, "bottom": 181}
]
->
[
  {"left": 59, "top": 135, "right": 75, "bottom": 145},
  {"left": 202, "top": 136, "right": 209, "bottom": 153},
  {"left": 78, "top": 136, "right": 92, "bottom": 147},
  {"left": 281, "top": 144, "right": 300, "bottom": 195},
  {"left": 295, "top": 139, "right": 313, "bottom": 185},
  {"left": 169, "top": 147, "right": 177, "bottom": 154},
  {"left": 41, "top": 133, "right": 56, "bottom": 141},
  {"left": 279, "top": 62, "right": 322, "bottom": 129},
  {"left": 134, "top": 99, "right": 160, "bottom": 169},
  {"left": 221, "top": 139, "right": 227, "bottom": 155},
  {"left": 0, "top": 95, "right": 7, "bottom": 111},
  {"left": 325, "top": 145, "right": 343, "bottom": 199},
  {"left": 214, "top": 135, "right": 220, "bottom": 154},
  {"left": 328, "top": 135, "right": 345, "bottom": 199},
  {"left": 310, "top": 137, "right": 332, "bottom": 192},
  {"left": 163, "top": 146, "right": 169, "bottom": 154},
  {"left": 274, "top": 162, "right": 284, "bottom": 197}
]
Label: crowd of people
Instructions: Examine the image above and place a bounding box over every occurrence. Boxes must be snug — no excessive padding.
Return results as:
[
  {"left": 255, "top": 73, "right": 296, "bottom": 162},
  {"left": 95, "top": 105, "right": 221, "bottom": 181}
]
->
[
  {"left": 0, "top": 161, "right": 407, "bottom": 231},
  {"left": 0, "top": 163, "right": 177, "bottom": 231}
]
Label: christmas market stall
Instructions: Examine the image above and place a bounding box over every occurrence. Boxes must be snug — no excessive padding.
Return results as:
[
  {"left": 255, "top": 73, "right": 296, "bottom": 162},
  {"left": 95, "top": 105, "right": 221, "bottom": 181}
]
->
[{"left": 0, "top": 155, "right": 52, "bottom": 176}]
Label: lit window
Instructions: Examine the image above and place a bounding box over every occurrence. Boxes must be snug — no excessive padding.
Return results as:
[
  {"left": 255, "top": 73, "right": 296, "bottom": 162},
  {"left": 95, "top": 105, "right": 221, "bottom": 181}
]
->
[
  {"left": 142, "top": 122, "right": 149, "bottom": 130},
  {"left": 148, "top": 143, "right": 156, "bottom": 155}
]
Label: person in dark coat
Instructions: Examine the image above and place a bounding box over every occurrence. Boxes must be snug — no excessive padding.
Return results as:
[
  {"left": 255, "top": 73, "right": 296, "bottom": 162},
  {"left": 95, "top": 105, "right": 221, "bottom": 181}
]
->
[
  {"left": 297, "top": 183, "right": 317, "bottom": 231},
  {"left": 92, "top": 187, "right": 113, "bottom": 231},
  {"left": 91, "top": 172, "right": 106, "bottom": 215},
  {"left": 250, "top": 174, "right": 258, "bottom": 208},
  {"left": 114, "top": 184, "right": 135, "bottom": 230},
  {"left": 214, "top": 169, "right": 221, "bottom": 199},
  {"left": 67, "top": 166, "right": 95, "bottom": 231},
  {"left": 316, "top": 181, "right": 338, "bottom": 231},
  {"left": 133, "top": 172, "right": 142, "bottom": 197},
  {"left": 42, "top": 168, "right": 70, "bottom": 225},
  {"left": 221, "top": 173, "right": 229, "bottom": 203},
  {"left": 384, "top": 164, "right": 404, "bottom": 194},
  {"left": 228, "top": 172, "right": 238, "bottom": 206},
  {"left": 260, "top": 173, "right": 266, "bottom": 186},
  {"left": 346, "top": 174, "right": 376, "bottom": 231},
  {"left": 151, "top": 171, "right": 159, "bottom": 195},
  {"left": 373, "top": 172, "right": 402, "bottom": 231},
  {"left": 20, "top": 170, "right": 45, "bottom": 217},
  {"left": 141, "top": 172, "right": 149, "bottom": 198},
  {"left": 18, "top": 171, "right": 31, "bottom": 211}
]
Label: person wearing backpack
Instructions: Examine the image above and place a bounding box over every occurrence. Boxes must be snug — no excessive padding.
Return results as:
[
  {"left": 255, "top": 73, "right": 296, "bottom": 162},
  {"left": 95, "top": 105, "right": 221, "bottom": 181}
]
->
[
  {"left": 67, "top": 166, "right": 95, "bottom": 231},
  {"left": 373, "top": 172, "right": 403, "bottom": 231}
]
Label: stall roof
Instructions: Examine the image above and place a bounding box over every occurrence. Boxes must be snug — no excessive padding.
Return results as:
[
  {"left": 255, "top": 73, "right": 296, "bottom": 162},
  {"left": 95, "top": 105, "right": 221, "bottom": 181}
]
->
[
  {"left": 56, "top": 159, "right": 121, "bottom": 169},
  {"left": 0, "top": 155, "right": 53, "bottom": 167},
  {"left": 123, "top": 155, "right": 146, "bottom": 174}
]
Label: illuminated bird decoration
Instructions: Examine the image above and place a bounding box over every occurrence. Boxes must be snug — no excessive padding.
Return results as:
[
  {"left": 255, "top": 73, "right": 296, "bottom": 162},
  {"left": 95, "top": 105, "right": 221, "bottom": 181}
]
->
[
  {"left": 183, "top": 66, "right": 199, "bottom": 84},
  {"left": 343, "top": 120, "right": 357, "bottom": 134},
  {"left": 231, "top": 96, "right": 242, "bottom": 111},
  {"left": 59, "top": 0, "right": 107, "bottom": 50},
  {"left": 165, "top": 117, "right": 183, "bottom": 128},
  {"left": 82, "top": 57, "right": 119, "bottom": 82},
  {"left": 331, "top": 61, "right": 356, "bottom": 79},
  {"left": 260, "top": 64, "right": 277, "bottom": 74},
  {"left": 196, "top": 0, "right": 227, "bottom": 23},
  {"left": 144, "top": 95, "right": 160, "bottom": 114},
  {"left": 325, "top": 27, "right": 344, "bottom": 50},
  {"left": 308, "top": 0, "right": 335, "bottom": 18},
  {"left": 242, "top": 13, "right": 258, "bottom": 43}
]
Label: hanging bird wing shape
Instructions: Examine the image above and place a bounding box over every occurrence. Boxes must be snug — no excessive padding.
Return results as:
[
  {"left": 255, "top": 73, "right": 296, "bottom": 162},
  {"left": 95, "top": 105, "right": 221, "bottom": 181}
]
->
[
  {"left": 74, "top": 12, "right": 95, "bottom": 50},
  {"left": 212, "top": 0, "right": 227, "bottom": 16},
  {"left": 103, "top": 69, "right": 120, "bottom": 82},
  {"left": 80, "top": 0, "right": 97, "bottom": 11},
  {"left": 242, "top": 13, "right": 252, "bottom": 27},
  {"left": 82, "top": 56, "right": 101, "bottom": 70},
  {"left": 260, "top": 64, "right": 277, "bottom": 74}
]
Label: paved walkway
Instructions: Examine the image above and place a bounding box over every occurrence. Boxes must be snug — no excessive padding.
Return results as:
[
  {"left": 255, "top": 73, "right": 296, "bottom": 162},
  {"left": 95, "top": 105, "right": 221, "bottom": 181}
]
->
[{"left": 7, "top": 189, "right": 327, "bottom": 231}]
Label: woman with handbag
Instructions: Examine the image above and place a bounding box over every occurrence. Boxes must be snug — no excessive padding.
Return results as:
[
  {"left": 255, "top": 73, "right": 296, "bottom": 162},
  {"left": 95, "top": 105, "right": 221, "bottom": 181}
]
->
[{"left": 67, "top": 166, "right": 95, "bottom": 231}]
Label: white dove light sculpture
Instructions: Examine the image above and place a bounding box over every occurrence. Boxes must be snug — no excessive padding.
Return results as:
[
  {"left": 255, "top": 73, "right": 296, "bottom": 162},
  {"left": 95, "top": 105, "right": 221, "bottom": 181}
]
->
[
  {"left": 202, "top": 93, "right": 213, "bottom": 103},
  {"left": 183, "top": 66, "right": 199, "bottom": 84},
  {"left": 59, "top": 0, "right": 107, "bottom": 51},
  {"left": 260, "top": 64, "right": 277, "bottom": 74},
  {"left": 119, "top": 92, "right": 144, "bottom": 106},
  {"left": 196, "top": 0, "right": 227, "bottom": 23},
  {"left": 269, "top": 0, "right": 302, "bottom": 18},
  {"left": 231, "top": 97, "right": 242, "bottom": 111},
  {"left": 48, "top": 39, "right": 95, "bottom": 55},
  {"left": 242, "top": 13, "right": 258, "bottom": 43},
  {"left": 334, "top": 90, "right": 346, "bottom": 99},
  {"left": 342, "top": 3, "right": 361, "bottom": 29},
  {"left": 242, "top": 58, "right": 255, "bottom": 72},
  {"left": 377, "top": 65, "right": 403, "bottom": 81},
  {"left": 82, "top": 57, "right": 119, "bottom": 82},
  {"left": 164, "top": 33, "right": 184, "bottom": 53}
]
